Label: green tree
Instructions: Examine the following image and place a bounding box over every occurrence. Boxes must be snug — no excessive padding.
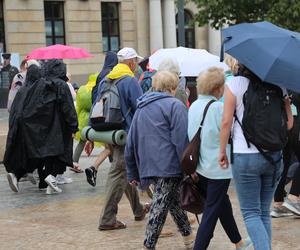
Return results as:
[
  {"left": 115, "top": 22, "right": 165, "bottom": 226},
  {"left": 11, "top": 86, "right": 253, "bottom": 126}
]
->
[{"left": 191, "top": 0, "right": 300, "bottom": 31}]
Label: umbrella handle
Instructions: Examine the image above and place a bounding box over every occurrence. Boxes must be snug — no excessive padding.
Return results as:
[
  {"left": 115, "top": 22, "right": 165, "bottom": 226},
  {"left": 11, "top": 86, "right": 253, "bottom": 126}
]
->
[{"left": 220, "top": 36, "right": 232, "bottom": 62}]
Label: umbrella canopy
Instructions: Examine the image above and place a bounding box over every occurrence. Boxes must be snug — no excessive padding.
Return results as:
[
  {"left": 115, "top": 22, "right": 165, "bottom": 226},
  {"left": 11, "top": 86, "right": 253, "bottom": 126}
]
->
[
  {"left": 222, "top": 21, "right": 300, "bottom": 92},
  {"left": 26, "top": 44, "right": 93, "bottom": 60},
  {"left": 149, "top": 47, "right": 228, "bottom": 77}
]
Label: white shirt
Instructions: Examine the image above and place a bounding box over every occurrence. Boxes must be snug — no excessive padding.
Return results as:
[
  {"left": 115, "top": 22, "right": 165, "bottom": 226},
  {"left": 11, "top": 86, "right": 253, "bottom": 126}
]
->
[{"left": 226, "top": 76, "right": 287, "bottom": 154}]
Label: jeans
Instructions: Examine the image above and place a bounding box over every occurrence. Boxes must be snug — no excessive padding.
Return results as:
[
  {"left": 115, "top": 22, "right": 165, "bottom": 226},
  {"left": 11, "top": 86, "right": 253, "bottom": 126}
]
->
[{"left": 232, "top": 152, "right": 283, "bottom": 250}]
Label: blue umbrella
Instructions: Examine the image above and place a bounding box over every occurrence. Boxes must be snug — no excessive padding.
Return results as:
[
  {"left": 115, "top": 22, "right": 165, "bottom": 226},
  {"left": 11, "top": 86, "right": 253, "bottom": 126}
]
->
[{"left": 222, "top": 21, "right": 300, "bottom": 92}]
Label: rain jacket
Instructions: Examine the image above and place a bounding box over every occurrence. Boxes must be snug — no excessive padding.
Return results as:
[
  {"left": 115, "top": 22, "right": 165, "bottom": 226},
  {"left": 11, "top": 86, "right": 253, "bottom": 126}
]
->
[
  {"left": 75, "top": 73, "right": 99, "bottom": 141},
  {"left": 92, "top": 51, "right": 118, "bottom": 103},
  {"left": 4, "top": 60, "right": 78, "bottom": 178},
  {"left": 105, "top": 63, "right": 142, "bottom": 132},
  {"left": 125, "top": 92, "right": 188, "bottom": 189}
]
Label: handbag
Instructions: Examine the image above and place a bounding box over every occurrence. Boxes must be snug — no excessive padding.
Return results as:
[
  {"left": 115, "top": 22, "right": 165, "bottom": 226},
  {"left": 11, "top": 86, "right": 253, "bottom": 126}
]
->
[
  {"left": 180, "top": 175, "right": 205, "bottom": 215},
  {"left": 181, "top": 100, "right": 215, "bottom": 174}
]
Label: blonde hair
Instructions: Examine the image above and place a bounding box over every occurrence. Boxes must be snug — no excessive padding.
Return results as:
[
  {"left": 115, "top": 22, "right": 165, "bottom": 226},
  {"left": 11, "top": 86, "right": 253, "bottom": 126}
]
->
[
  {"left": 224, "top": 54, "right": 238, "bottom": 74},
  {"left": 152, "top": 70, "right": 179, "bottom": 93},
  {"left": 197, "top": 67, "right": 225, "bottom": 95}
]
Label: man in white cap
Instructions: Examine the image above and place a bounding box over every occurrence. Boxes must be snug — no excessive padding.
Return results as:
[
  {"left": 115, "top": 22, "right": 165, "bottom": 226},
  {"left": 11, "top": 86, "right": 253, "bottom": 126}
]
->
[{"left": 96, "top": 47, "right": 150, "bottom": 230}]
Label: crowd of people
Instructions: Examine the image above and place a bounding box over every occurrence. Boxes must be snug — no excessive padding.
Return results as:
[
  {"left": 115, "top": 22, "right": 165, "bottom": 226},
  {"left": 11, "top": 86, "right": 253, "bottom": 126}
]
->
[{"left": 2, "top": 45, "right": 300, "bottom": 250}]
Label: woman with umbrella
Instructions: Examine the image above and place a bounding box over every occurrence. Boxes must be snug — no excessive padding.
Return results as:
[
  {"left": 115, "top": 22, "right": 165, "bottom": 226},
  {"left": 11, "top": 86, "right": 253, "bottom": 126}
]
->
[{"left": 218, "top": 64, "right": 293, "bottom": 250}]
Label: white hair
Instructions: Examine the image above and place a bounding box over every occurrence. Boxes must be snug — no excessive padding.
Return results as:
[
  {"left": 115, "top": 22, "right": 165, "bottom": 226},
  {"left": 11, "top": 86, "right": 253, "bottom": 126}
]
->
[
  {"left": 27, "top": 59, "right": 41, "bottom": 68},
  {"left": 158, "top": 58, "right": 180, "bottom": 75}
]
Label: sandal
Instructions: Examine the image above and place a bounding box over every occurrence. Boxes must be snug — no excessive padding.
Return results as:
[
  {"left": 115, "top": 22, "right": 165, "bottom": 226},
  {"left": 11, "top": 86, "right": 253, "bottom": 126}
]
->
[
  {"left": 69, "top": 163, "right": 83, "bottom": 173},
  {"left": 98, "top": 220, "right": 126, "bottom": 231}
]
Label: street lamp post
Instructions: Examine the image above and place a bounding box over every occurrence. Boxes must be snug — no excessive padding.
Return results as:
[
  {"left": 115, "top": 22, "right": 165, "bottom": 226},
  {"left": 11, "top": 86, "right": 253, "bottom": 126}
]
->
[{"left": 177, "top": 0, "right": 185, "bottom": 46}]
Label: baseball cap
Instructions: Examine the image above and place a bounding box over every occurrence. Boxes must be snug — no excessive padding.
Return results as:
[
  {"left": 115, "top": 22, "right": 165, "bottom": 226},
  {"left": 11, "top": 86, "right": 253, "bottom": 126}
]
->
[
  {"left": 2, "top": 53, "right": 11, "bottom": 59},
  {"left": 117, "top": 47, "right": 143, "bottom": 60}
]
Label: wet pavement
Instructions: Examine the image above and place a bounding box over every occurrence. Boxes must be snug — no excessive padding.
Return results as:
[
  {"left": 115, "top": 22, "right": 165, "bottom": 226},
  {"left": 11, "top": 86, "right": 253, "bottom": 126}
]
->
[{"left": 0, "top": 116, "right": 299, "bottom": 249}]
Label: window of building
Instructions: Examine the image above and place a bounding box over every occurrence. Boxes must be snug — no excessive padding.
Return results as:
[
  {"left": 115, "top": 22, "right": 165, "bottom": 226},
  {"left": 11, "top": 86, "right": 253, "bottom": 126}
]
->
[
  {"left": 0, "top": 0, "right": 5, "bottom": 52},
  {"left": 176, "top": 10, "right": 195, "bottom": 48},
  {"left": 101, "top": 2, "right": 120, "bottom": 52},
  {"left": 44, "top": 1, "right": 65, "bottom": 46}
]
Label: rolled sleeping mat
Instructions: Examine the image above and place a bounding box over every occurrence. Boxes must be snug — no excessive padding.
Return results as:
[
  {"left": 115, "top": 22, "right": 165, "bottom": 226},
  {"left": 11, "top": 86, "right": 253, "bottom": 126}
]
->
[{"left": 81, "top": 126, "right": 127, "bottom": 146}]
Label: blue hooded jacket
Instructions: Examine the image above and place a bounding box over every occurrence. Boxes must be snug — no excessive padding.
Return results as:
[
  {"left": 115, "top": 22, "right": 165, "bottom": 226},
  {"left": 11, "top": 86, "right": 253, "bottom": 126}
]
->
[
  {"left": 125, "top": 92, "right": 188, "bottom": 189},
  {"left": 92, "top": 51, "right": 118, "bottom": 103}
]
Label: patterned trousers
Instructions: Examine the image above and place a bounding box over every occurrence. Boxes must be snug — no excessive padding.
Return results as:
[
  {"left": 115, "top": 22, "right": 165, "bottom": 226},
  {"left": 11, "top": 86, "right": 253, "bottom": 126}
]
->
[{"left": 144, "top": 177, "right": 192, "bottom": 249}]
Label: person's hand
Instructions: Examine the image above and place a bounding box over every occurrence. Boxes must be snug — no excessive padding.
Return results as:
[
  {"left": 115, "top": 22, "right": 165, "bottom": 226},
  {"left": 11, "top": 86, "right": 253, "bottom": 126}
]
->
[
  {"left": 130, "top": 180, "right": 139, "bottom": 186},
  {"left": 218, "top": 151, "right": 229, "bottom": 169},
  {"left": 190, "top": 172, "right": 199, "bottom": 183},
  {"left": 84, "top": 141, "right": 94, "bottom": 156}
]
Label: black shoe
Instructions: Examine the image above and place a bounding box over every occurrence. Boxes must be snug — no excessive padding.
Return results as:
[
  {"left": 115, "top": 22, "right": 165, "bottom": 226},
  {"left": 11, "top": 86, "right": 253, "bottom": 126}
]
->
[
  {"left": 85, "top": 167, "right": 97, "bottom": 187},
  {"left": 38, "top": 180, "right": 48, "bottom": 189}
]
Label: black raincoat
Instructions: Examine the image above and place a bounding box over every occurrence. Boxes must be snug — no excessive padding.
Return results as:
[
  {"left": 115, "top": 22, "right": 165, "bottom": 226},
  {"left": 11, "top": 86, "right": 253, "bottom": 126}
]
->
[{"left": 4, "top": 60, "right": 78, "bottom": 179}]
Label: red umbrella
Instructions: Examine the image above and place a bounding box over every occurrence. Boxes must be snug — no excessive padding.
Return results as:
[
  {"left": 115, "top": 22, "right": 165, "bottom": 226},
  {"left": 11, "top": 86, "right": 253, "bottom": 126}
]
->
[{"left": 26, "top": 44, "right": 93, "bottom": 60}]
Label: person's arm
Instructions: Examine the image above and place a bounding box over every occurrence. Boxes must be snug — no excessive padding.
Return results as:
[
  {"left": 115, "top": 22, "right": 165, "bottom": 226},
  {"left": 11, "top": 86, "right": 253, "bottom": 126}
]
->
[
  {"left": 285, "top": 98, "right": 294, "bottom": 130},
  {"left": 219, "top": 86, "right": 236, "bottom": 168},
  {"left": 170, "top": 102, "right": 189, "bottom": 161},
  {"left": 60, "top": 84, "right": 78, "bottom": 133},
  {"left": 128, "top": 78, "right": 143, "bottom": 112},
  {"left": 124, "top": 118, "right": 140, "bottom": 183}
]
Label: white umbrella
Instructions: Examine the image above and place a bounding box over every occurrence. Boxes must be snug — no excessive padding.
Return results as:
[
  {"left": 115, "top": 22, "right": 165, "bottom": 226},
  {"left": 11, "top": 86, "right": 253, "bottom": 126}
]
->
[{"left": 149, "top": 47, "right": 229, "bottom": 77}]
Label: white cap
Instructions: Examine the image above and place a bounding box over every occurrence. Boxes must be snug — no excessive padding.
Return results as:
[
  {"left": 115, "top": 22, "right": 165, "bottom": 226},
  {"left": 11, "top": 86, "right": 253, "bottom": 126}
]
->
[{"left": 117, "top": 47, "right": 143, "bottom": 60}]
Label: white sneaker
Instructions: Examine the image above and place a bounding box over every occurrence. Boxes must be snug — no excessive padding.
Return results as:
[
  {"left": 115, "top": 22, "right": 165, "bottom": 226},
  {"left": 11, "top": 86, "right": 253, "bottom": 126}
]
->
[
  {"left": 46, "top": 185, "right": 62, "bottom": 195},
  {"left": 56, "top": 174, "right": 73, "bottom": 185},
  {"left": 7, "top": 173, "right": 19, "bottom": 192},
  {"left": 45, "top": 174, "right": 62, "bottom": 193}
]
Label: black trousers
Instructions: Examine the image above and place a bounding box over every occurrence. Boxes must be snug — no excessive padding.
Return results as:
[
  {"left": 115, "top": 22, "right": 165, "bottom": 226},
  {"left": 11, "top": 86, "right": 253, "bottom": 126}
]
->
[
  {"left": 274, "top": 116, "right": 300, "bottom": 202},
  {"left": 194, "top": 175, "right": 241, "bottom": 250}
]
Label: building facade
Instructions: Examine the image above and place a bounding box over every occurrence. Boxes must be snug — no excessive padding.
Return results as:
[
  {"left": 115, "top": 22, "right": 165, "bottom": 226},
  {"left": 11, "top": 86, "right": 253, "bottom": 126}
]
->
[{"left": 0, "top": 0, "right": 221, "bottom": 90}]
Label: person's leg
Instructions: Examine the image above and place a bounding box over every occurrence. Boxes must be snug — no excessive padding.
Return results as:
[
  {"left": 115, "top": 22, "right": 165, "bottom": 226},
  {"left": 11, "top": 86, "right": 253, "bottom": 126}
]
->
[
  {"left": 144, "top": 178, "right": 184, "bottom": 249},
  {"left": 290, "top": 166, "right": 300, "bottom": 196},
  {"left": 274, "top": 146, "right": 291, "bottom": 203},
  {"left": 232, "top": 152, "right": 281, "bottom": 250},
  {"left": 282, "top": 127, "right": 300, "bottom": 215},
  {"left": 93, "top": 148, "right": 111, "bottom": 170},
  {"left": 99, "top": 146, "right": 142, "bottom": 226},
  {"left": 260, "top": 158, "right": 283, "bottom": 246},
  {"left": 44, "top": 157, "right": 62, "bottom": 194},
  {"left": 194, "top": 178, "right": 241, "bottom": 250},
  {"left": 124, "top": 183, "right": 144, "bottom": 219},
  {"left": 167, "top": 177, "right": 191, "bottom": 237},
  {"left": 73, "top": 139, "right": 85, "bottom": 163}
]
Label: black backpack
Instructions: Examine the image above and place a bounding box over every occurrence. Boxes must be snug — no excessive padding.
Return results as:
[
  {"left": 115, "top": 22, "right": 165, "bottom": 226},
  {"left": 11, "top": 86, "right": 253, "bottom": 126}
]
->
[
  {"left": 237, "top": 81, "right": 288, "bottom": 152},
  {"left": 235, "top": 81, "right": 288, "bottom": 186}
]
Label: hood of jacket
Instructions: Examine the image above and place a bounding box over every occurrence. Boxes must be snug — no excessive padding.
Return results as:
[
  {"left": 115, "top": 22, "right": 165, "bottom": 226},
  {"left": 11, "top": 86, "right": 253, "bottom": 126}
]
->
[
  {"left": 25, "top": 65, "right": 41, "bottom": 86},
  {"left": 97, "top": 51, "right": 118, "bottom": 81},
  {"left": 137, "top": 92, "right": 173, "bottom": 108},
  {"left": 43, "top": 59, "right": 67, "bottom": 81},
  {"left": 106, "top": 63, "right": 134, "bottom": 80},
  {"left": 85, "top": 73, "right": 99, "bottom": 92}
]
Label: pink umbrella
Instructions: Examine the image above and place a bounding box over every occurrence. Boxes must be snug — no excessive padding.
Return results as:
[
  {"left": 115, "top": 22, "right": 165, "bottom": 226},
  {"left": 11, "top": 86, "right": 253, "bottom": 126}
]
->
[{"left": 26, "top": 44, "right": 93, "bottom": 60}]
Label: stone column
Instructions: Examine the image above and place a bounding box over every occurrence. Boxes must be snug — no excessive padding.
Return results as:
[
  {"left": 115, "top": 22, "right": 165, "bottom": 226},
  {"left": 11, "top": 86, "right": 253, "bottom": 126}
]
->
[
  {"left": 149, "top": 0, "right": 163, "bottom": 51},
  {"left": 162, "top": 0, "right": 177, "bottom": 48},
  {"left": 208, "top": 25, "right": 221, "bottom": 56}
]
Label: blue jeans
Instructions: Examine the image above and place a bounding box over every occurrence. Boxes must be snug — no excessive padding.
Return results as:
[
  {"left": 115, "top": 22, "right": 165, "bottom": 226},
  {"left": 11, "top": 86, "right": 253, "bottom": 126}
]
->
[{"left": 232, "top": 152, "right": 283, "bottom": 250}]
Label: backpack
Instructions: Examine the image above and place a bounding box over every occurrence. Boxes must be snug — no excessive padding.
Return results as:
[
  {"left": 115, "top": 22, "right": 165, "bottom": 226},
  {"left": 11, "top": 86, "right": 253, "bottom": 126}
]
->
[
  {"left": 237, "top": 81, "right": 288, "bottom": 152},
  {"left": 139, "top": 71, "right": 156, "bottom": 93},
  {"left": 90, "top": 77, "right": 128, "bottom": 131}
]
